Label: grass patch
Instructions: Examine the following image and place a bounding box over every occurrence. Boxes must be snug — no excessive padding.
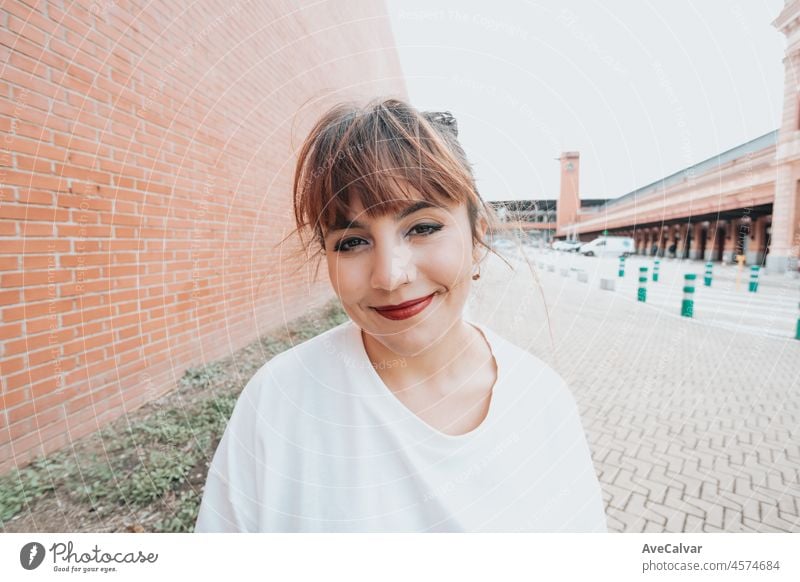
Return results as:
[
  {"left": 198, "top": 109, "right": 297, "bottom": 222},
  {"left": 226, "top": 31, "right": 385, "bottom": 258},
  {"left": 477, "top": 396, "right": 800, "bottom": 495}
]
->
[
  {"left": 0, "top": 455, "right": 68, "bottom": 524},
  {"left": 0, "top": 300, "right": 348, "bottom": 532}
]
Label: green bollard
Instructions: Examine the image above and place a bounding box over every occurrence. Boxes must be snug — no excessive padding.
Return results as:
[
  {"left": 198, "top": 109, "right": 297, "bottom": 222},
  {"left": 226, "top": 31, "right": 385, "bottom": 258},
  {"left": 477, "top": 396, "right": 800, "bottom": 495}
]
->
[
  {"left": 704, "top": 262, "right": 713, "bottom": 287},
  {"left": 618, "top": 256, "right": 626, "bottom": 277},
  {"left": 638, "top": 266, "right": 648, "bottom": 302},
  {"left": 653, "top": 259, "right": 660, "bottom": 282},
  {"left": 796, "top": 301, "right": 800, "bottom": 341},
  {"left": 681, "top": 273, "right": 696, "bottom": 318},
  {"left": 748, "top": 265, "right": 760, "bottom": 292}
]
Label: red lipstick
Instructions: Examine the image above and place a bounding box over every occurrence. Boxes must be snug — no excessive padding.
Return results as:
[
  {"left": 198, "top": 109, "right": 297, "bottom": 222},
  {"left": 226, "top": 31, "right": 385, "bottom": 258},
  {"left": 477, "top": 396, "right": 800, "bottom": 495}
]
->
[{"left": 372, "top": 293, "right": 435, "bottom": 321}]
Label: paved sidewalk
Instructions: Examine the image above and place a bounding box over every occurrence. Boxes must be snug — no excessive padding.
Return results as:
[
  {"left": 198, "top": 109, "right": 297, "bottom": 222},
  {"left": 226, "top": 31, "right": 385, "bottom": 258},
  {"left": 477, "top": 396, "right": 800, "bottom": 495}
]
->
[{"left": 468, "top": 249, "right": 800, "bottom": 532}]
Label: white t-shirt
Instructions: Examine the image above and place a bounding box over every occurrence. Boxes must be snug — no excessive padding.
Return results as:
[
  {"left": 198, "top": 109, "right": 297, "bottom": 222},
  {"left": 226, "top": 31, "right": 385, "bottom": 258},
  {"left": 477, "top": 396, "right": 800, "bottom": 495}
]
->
[{"left": 194, "top": 319, "right": 607, "bottom": 532}]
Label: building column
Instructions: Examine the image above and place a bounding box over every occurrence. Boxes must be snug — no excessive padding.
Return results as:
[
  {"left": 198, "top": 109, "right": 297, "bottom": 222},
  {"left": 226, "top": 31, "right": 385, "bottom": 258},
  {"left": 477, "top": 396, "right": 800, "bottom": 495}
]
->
[
  {"left": 768, "top": 7, "right": 800, "bottom": 273},
  {"left": 722, "top": 219, "right": 738, "bottom": 263},
  {"left": 736, "top": 218, "right": 751, "bottom": 260},
  {"left": 673, "top": 224, "right": 685, "bottom": 258},
  {"left": 705, "top": 221, "right": 721, "bottom": 261},
  {"left": 689, "top": 222, "right": 704, "bottom": 260},
  {"left": 675, "top": 225, "right": 683, "bottom": 257},
  {"left": 657, "top": 226, "right": 668, "bottom": 257},
  {"left": 679, "top": 223, "right": 692, "bottom": 259},
  {"left": 766, "top": 164, "right": 800, "bottom": 273},
  {"left": 746, "top": 216, "right": 768, "bottom": 266}
]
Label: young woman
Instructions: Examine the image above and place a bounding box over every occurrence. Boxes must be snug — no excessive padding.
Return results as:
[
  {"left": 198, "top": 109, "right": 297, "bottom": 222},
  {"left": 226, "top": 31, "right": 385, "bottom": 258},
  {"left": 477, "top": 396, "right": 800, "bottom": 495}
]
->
[{"left": 194, "top": 98, "right": 607, "bottom": 532}]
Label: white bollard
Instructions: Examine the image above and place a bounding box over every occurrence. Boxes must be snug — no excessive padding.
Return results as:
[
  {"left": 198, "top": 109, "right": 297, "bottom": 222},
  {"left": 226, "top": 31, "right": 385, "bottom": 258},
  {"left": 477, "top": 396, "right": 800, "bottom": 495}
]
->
[{"left": 600, "top": 278, "right": 615, "bottom": 291}]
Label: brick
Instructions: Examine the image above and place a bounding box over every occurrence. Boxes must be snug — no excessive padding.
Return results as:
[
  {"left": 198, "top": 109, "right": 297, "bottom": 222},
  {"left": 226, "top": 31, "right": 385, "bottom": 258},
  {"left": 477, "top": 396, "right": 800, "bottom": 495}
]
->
[
  {"left": 0, "top": 323, "right": 23, "bottom": 340},
  {"left": 0, "top": 289, "right": 20, "bottom": 305},
  {"left": 55, "top": 193, "right": 112, "bottom": 211},
  {"left": 5, "top": 362, "right": 61, "bottom": 391},
  {"left": 5, "top": 328, "right": 73, "bottom": 355},
  {"left": 1, "top": 270, "right": 71, "bottom": 287},
  {"left": 19, "top": 222, "right": 58, "bottom": 237},
  {"left": 16, "top": 190, "right": 55, "bottom": 205}
]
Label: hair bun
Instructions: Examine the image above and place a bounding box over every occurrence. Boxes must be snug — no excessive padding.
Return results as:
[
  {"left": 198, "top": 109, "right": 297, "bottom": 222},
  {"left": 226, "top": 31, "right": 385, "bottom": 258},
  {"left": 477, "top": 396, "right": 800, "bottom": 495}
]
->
[{"left": 423, "top": 110, "right": 459, "bottom": 137}]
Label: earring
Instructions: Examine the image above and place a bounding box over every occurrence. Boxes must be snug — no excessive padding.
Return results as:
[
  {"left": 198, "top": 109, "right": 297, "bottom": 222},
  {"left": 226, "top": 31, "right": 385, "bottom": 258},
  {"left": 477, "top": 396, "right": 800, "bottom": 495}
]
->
[{"left": 472, "top": 265, "right": 481, "bottom": 281}]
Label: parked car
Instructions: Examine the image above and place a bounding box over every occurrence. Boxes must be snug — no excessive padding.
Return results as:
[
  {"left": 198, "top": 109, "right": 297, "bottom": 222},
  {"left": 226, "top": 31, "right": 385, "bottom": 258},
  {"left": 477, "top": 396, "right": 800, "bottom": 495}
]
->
[
  {"left": 579, "top": 236, "right": 635, "bottom": 257},
  {"left": 552, "top": 239, "right": 583, "bottom": 252}
]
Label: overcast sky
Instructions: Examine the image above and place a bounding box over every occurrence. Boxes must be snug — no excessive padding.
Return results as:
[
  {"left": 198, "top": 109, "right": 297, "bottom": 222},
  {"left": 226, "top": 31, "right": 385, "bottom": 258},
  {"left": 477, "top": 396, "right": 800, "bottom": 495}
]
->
[{"left": 385, "top": 0, "right": 785, "bottom": 201}]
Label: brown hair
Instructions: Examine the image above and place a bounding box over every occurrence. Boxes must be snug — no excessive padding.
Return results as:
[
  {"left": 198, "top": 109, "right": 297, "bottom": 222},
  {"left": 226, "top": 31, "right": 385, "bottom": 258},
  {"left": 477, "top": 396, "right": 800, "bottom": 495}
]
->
[
  {"left": 283, "top": 97, "right": 555, "bottom": 362},
  {"left": 290, "top": 97, "right": 504, "bottom": 262}
]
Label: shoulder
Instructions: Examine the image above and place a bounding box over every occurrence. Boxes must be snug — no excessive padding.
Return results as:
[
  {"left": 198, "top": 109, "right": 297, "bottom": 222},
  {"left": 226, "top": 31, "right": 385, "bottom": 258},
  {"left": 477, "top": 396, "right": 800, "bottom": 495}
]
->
[
  {"left": 477, "top": 322, "right": 568, "bottom": 393},
  {"left": 246, "top": 319, "right": 353, "bottom": 388},
  {"left": 473, "top": 322, "right": 585, "bottom": 427},
  {"left": 233, "top": 319, "right": 359, "bottom": 424}
]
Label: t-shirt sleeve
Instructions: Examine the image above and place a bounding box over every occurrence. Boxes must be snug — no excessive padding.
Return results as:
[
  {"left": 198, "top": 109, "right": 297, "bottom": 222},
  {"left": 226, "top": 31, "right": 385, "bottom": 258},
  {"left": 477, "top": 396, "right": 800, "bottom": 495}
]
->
[{"left": 194, "top": 373, "right": 266, "bottom": 533}]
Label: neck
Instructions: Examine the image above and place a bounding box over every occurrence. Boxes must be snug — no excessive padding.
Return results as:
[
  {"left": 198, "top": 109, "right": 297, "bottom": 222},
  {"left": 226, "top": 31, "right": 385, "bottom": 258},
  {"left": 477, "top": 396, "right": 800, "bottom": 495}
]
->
[{"left": 362, "top": 318, "right": 482, "bottom": 394}]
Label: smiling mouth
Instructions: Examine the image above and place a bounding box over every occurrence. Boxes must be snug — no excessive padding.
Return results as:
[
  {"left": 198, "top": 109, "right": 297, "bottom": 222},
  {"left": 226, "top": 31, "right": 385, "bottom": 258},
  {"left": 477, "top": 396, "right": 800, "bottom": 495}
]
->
[
  {"left": 372, "top": 293, "right": 436, "bottom": 320},
  {"left": 373, "top": 293, "right": 436, "bottom": 311}
]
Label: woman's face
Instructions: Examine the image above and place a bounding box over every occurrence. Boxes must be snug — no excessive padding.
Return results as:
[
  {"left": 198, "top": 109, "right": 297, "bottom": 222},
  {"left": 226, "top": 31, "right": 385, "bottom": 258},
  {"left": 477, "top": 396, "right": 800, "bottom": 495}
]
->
[{"left": 323, "top": 194, "right": 485, "bottom": 357}]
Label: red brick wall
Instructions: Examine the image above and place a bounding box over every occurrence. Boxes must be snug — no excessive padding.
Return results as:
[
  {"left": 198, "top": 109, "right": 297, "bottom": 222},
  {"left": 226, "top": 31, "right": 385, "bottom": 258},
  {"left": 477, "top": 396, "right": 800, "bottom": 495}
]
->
[{"left": 0, "top": 0, "right": 406, "bottom": 473}]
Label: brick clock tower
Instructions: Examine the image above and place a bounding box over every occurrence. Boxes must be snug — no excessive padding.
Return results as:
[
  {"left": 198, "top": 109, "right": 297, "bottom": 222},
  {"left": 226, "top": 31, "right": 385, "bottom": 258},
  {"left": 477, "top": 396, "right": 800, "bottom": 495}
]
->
[
  {"left": 770, "top": 1, "right": 800, "bottom": 273},
  {"left": 556, "top": 152, "right": 580, "bottom": 239}
]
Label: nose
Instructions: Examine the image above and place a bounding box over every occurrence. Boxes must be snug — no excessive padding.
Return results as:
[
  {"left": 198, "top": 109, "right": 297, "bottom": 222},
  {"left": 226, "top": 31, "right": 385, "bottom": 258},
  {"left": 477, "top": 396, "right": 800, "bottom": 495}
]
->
[{"left": 370, "top": 237, "right": 415, "bottom": 291}]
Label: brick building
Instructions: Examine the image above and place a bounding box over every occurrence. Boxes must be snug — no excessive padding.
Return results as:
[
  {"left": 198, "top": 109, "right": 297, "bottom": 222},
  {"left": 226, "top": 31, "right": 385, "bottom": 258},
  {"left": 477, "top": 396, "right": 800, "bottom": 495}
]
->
[
  {"left": 500, "top": 3, "right": 799, "bottom": 273},
  {"left": 0, "top": 0, "right": 406, "bottom": 472}
]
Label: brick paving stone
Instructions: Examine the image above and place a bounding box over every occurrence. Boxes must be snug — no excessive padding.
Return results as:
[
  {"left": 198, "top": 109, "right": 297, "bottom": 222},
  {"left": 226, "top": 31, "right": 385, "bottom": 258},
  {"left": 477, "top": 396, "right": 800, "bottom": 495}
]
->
[
  {"left": 721, "top": 492, "right": 761, "bottom": 521},
  {"left": 668, "top": 473, "right": 704, "bottom": 499},
  {"left": 766, "top": 471, "right": 784, "bottom": 491},
  {"left": 744, "top": 515, "right": 796, "bottom": 532},
  {"left": 778, "top": 509, "right": 800, "bottom": 524},
  {"left": 598, "top": 464, "right": 621, "bottom": 484},
  {"left": 602, "top": 448, "right": 624, "bottom": 467},
  {"left": 699, "top": 480, "right": 719, "bottom": 502},
  {"left": 644, "top": 520, "right": 664, "bottom": 533},
  {"left": 649, "top": 503, "right": 688, "bottom": 533},
  {"left": 605, "top": 510, "right": 626, "bottom": 533},
  {"left": 777, "top": 495, "right": 798, "bottom": 518},
  {"left": 471, "top": 252, "right": 800, "bottom": 532},
  {"left": 684, "top": 514, "right": 705, "bottom": 532},
  {"left": 732, "top": 475, "right": 757, "bottom": 498},
  {"left": 614, "top": 468, "right": 652, "bottom": 499},
  {"left": 604, "top": 482, "right": 633, "bottom": 511},
  {"left": 750, "top": 483, "right": 786, "bottom": 503},
  {"left": 684, "top": 496, "right": 725, "bottom": 529},
  {"left": 722, "top": 507, "right": 744, "bottom": 531},
  {"left": 633, "top": 473, "right": 668, "bottom": 505},
  {"left": 621, "top": 456, "right": 656, "bottom": 479}
]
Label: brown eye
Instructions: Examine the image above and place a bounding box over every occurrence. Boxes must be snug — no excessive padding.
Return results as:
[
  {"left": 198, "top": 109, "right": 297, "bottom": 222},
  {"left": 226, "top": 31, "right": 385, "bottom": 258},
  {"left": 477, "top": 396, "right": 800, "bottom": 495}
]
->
[
  {"left": 333, "top": 237, "right": 367, "bottom": 252},
  {"left": 409, "top": 224, "right": 443, "bottom": 236}
]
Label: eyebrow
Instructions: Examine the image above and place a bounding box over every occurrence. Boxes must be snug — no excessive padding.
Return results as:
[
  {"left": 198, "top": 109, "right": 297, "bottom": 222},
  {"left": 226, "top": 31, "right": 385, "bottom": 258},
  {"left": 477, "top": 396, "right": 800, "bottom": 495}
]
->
[{"left": 327, "top": 200, "right": 439, "bottom": 234}]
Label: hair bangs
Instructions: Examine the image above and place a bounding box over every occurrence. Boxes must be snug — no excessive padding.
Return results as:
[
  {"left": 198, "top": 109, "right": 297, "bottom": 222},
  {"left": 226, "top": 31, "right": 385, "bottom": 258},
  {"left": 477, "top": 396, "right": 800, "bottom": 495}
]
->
[{"left": 293, "top": 98, "right": 484, "bottom": 250}]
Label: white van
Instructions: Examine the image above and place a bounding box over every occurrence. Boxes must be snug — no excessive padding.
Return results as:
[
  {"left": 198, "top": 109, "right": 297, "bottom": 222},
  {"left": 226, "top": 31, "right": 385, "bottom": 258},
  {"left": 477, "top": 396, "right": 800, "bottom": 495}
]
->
[{"left": 579, "top": 236, "right": 635, "bottom": 257}]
